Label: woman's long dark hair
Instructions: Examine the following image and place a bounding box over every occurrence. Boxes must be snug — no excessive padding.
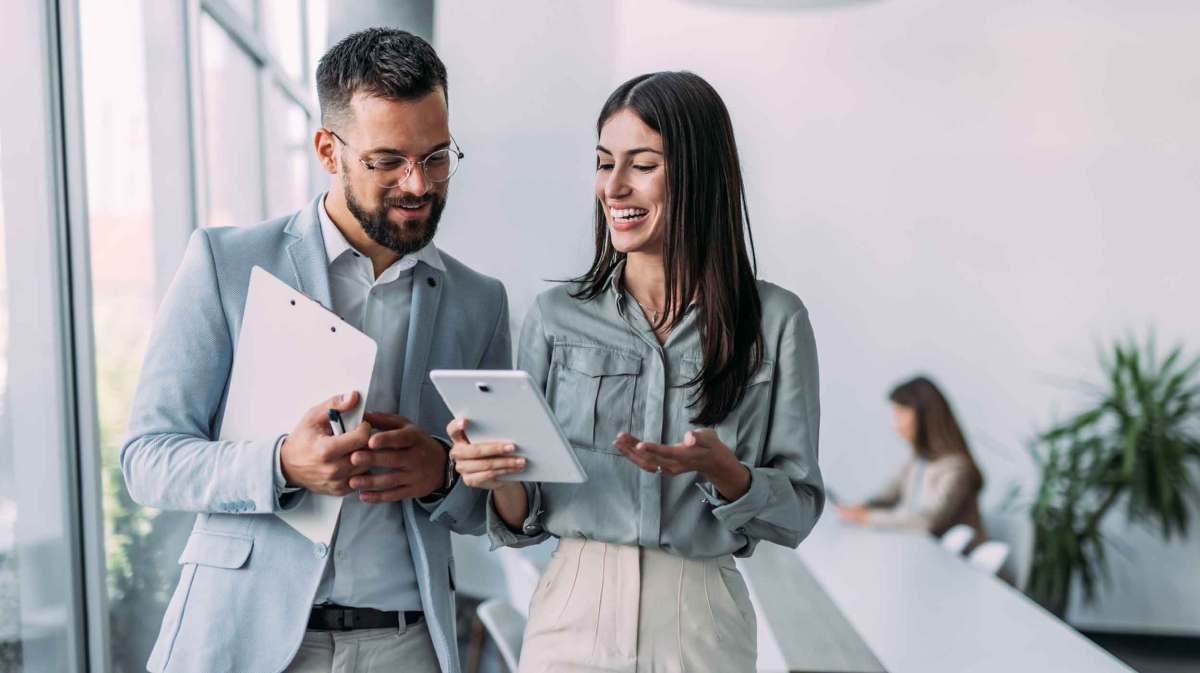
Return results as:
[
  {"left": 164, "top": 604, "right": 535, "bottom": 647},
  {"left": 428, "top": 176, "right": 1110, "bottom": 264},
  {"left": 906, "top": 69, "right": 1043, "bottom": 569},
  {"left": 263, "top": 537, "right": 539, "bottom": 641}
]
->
[
  {"left": 889, "top": 376, "right": 985, "bottom": 491},
  {"left": 572, "top": 71, "right": 763, "bottom": 426}
]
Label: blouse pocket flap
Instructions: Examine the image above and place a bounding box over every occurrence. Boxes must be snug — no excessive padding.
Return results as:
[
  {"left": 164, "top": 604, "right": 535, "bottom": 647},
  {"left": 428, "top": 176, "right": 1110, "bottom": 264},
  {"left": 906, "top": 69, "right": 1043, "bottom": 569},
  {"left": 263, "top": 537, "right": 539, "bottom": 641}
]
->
[
  {"left": 749, "top": 359, "right": 775, "bottom": 386},
  {"left": 178, "top": 530, "right": 254, "bottom": 569},
  {"left": 556, "top": 345, "right": 642, "bottom": 377},
  {"left": 678, "top": 358, "right": 774, "bottom": 385}
]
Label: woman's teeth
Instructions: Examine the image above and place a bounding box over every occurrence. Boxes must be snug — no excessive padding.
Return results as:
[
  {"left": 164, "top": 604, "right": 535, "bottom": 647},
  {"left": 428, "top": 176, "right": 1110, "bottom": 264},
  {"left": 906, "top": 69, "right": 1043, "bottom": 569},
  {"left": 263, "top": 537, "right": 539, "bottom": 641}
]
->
[{"left": 611, "top": 207, "right": 648, "bottom": 221}]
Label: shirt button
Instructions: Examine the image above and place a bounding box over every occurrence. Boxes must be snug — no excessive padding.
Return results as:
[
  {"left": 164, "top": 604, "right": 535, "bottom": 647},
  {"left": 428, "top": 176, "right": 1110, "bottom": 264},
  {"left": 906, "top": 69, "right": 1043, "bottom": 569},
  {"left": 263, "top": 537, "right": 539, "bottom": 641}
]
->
[{"left": 314, "top": 543, "right": 329, "bottom": 558}]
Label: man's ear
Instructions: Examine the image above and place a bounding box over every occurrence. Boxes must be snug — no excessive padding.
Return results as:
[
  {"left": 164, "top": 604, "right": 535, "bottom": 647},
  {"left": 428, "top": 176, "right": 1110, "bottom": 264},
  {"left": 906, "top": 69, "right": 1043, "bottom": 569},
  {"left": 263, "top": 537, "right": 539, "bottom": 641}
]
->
[{"left": 314, "top": 128, "right": 338, "bottom": 174}]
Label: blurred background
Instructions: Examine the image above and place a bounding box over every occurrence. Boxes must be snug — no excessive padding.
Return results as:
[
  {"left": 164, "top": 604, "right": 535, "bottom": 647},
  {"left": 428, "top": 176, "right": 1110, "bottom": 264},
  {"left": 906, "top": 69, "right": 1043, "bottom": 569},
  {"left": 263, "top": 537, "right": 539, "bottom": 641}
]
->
[{"left": 1, "top": 1, "right": 1197, "bottom": 672}]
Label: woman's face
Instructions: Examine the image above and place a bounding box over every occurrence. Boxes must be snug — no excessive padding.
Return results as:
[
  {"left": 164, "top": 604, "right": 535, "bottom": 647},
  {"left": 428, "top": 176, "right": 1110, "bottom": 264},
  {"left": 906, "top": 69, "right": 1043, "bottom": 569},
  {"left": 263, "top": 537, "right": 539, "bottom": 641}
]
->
[
  {"left": 891, "top": 403, "right": 918, "bottom": 445},
  {"left": 595, "top": 108, "right": 667, "bottom": 255}
]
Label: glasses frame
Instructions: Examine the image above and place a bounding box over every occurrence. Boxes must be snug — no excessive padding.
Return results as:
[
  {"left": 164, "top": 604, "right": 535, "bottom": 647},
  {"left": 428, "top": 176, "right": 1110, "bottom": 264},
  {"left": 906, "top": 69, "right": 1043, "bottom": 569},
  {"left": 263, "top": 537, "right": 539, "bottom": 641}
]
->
[{"left": 327, "top": 128, "right": 464, "bottom": 187}]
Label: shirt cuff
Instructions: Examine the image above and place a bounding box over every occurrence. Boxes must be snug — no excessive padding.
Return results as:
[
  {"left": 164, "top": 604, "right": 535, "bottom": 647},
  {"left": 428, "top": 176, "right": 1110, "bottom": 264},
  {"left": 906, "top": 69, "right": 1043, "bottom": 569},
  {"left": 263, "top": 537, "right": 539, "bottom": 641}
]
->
[
  {"left": 486, "top": 482, "right": 546, "bottom": 550},
  {"left": 696, "top": 462, "right": 770, "bottom": 532},
  {"left": 273, "top": 434, "right": 304, "bottom": 507}
]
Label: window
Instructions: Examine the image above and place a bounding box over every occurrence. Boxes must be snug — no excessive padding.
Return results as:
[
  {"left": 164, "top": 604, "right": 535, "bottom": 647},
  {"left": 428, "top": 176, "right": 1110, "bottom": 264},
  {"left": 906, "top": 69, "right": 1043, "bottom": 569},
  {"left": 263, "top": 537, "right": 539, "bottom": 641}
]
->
[
  {"left": 76, "top": 1, "right": 326, "bottom": 670},
  {"left": 200, "top": 13, "right": 267, "bottom": 228},
  {"left": 0, "top": 128, "right": 19, "bottom": 673},
  {"left": 77, "top": 1, "right": 195, "bottom": 670}
]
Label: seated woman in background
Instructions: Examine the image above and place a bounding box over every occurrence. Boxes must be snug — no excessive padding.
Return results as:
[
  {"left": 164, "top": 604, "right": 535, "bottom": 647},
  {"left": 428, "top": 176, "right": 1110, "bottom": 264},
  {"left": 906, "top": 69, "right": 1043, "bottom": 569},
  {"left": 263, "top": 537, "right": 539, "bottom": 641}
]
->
[{"left": 836, "top": 376, "right": 986, "bottom": 550}]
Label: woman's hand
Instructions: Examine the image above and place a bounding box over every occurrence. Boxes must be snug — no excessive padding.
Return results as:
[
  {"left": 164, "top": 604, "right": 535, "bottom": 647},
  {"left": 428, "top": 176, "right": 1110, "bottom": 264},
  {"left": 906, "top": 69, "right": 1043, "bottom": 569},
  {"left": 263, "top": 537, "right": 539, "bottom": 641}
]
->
[
  {"left": 835, "top": 504, "right": 869, "bottom": 524},
  {"left": 447, "top": 417, "right": 526, "bottom": 490},
  {"left": 613, "top": 428, "right": 752, "bottom": 500}
]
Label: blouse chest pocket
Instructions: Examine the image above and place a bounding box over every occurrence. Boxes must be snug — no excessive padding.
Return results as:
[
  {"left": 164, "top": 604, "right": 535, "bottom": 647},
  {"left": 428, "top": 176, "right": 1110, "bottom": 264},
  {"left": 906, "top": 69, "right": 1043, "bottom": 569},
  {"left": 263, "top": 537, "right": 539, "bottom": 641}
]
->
[
  {"left": 549, "top": 344, "right": 642, "bottom": 454},
  {"left": 713, "top": 359, "right": 775, "bottom": 462}
]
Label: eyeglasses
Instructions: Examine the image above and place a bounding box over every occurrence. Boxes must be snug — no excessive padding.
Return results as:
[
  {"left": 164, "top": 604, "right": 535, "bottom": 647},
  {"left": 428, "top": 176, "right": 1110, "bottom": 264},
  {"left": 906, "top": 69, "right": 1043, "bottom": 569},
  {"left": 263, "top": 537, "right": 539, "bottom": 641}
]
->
[{"left": 327, "top": 129, "right": 464, "bottom": 188}]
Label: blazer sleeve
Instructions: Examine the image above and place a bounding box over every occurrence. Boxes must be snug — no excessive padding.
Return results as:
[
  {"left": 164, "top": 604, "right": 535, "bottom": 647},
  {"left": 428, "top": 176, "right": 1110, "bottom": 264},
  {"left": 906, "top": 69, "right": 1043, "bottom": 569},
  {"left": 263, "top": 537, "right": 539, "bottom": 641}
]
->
[
  {"left": 866, "top": 460, "right": 974, "bottom": 533},
  {"left": 421, "top": 280, "right": 512, "bottom": 534},
  {"left": 120, "top": 228, "right": 283, "bottom": 514},
  {"left": 864, "top": 466, "right": 907, "bottom": 509}
]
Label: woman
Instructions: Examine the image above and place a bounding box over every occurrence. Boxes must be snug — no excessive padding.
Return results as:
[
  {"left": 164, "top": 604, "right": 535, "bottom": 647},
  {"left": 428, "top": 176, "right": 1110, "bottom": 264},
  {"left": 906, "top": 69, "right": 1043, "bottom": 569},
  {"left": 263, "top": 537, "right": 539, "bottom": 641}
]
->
[
  {"left": 449, "top": 71, "right": 823, "bottom": 673},
  {"left": 835, "top": 376, "right": 987, "bottom": 549}
]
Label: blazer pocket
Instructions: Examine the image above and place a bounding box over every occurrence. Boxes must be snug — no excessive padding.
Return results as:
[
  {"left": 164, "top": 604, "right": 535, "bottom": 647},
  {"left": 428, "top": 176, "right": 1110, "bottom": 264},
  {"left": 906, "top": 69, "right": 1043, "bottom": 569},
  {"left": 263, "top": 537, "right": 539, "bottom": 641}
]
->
[
  {"left": 550, "top": 344, "right": 641, "bottom": 454},
  {"left": 177, "top": 529, "right": 254, "bottom": 569}
]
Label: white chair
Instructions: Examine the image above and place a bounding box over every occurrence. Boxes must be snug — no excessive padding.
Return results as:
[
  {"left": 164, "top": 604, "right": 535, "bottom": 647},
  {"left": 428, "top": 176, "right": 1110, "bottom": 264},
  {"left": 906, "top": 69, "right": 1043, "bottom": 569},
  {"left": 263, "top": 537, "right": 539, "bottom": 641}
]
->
[
  {"left": 476, "top": 549, "right": 543, "bottom": 671},
  {"left": 498, "top": 549, "right": 542, "bottom": 618},
  {"left": 940, "top": 524, "right": 976, "bottom": 556},
  {"left": 476, "top": 599, "right": 526, "bottom": 673},
  {"left": 967, "top": 540, "right": 1010, "bottom": 576}
]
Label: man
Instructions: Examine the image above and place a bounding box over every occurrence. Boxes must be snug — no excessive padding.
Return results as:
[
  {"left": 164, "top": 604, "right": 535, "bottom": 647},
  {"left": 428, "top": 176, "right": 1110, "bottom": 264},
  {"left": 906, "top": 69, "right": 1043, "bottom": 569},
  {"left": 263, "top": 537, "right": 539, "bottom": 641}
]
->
[{"left": 121, "top": 28, "right": 509, "bottom": 673}]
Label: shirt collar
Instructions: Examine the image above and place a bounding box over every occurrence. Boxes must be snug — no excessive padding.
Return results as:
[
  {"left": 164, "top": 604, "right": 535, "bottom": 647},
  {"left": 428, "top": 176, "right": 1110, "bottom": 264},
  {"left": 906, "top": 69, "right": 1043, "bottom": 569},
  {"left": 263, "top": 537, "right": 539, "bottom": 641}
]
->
[
  {"left": 603, "top": 257, "right": 628, "bottom": 302},
  {"left": 318, "top": 192, "right": 446, "bottom": 272}
]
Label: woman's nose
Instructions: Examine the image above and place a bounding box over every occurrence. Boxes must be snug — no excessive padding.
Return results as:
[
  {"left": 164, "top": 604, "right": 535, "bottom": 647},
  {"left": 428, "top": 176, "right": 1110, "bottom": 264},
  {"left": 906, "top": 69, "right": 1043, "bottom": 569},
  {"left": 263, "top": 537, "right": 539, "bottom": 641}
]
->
[{"left": 604, "top": 168, "right": 631, "bottom": 199}]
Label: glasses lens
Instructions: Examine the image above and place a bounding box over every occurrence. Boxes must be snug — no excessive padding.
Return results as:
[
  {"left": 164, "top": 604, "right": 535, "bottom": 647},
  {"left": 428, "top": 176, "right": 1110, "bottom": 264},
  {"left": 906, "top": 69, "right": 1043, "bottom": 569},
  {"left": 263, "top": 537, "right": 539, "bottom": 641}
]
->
[
  {"left": 367, "top": 157, "right": 411, "bottom": 188},
  {"left": 422, "top": 149, "right": 458, "bottom": 183}
]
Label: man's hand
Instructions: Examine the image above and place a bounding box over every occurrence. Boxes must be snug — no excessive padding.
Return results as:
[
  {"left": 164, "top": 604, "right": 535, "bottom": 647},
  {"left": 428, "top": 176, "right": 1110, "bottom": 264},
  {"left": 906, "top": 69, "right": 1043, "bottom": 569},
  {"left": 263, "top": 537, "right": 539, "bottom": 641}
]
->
[
  {"left": 280, "top": 392, "right": 372, "bottom": 496},
  {"left": 345, "top": 412, "right": 449, "bottom": 503}
]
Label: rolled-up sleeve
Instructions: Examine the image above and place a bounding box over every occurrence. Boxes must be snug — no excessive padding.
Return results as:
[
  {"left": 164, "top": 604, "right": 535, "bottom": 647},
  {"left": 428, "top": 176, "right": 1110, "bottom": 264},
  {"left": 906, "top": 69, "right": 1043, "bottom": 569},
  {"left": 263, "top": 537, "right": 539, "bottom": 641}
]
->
[{"left": 701, "top": 306, "right": 824, "bottom": 551}]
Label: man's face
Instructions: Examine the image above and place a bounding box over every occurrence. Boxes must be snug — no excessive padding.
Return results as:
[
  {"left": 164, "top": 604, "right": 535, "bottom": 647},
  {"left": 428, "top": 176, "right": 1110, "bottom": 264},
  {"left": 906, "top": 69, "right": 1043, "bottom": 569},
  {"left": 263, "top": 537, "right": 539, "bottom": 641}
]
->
[{"left": 335, "top": 89, "right": 451, "bottom": 256}]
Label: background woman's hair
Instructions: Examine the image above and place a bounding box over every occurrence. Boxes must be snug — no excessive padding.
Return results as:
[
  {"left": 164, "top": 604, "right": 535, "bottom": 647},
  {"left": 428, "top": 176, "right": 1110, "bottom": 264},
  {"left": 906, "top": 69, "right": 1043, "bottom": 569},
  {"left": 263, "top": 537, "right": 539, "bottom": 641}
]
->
[
  {"left": 572, "top": 71, "right": 763, "bottom": 426},
  {"left": 889, "top": 375, "right": 985, "bottom": 491}
]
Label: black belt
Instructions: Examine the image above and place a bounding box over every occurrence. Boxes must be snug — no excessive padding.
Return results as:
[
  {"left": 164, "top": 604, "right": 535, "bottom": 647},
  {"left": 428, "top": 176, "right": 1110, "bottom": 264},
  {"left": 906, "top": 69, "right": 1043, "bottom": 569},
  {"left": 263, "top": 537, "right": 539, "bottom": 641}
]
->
[{"left": 308, "top": 604, "right": 423, "bottom": 631}]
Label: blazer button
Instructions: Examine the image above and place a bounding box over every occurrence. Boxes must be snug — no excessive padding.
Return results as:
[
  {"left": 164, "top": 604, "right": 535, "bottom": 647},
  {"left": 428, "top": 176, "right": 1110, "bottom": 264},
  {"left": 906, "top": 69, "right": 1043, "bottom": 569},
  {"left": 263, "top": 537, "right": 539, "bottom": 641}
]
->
[
  {"left": 314, "top": 542, "right": 329, "bottom": 558},
  {"left": 426, "top": 277, "right": 437, "bottom": 287}
]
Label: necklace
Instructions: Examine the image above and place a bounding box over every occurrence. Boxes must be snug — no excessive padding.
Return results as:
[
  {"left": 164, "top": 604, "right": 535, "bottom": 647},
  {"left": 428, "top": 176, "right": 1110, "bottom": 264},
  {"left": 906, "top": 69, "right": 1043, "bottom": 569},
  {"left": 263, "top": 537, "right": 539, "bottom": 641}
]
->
[
  {"left": 637, "top": 301, "right": 662, "bottom": 324},
  {"left": 631, "top": 294, "right": 666, "bottom": 325}
]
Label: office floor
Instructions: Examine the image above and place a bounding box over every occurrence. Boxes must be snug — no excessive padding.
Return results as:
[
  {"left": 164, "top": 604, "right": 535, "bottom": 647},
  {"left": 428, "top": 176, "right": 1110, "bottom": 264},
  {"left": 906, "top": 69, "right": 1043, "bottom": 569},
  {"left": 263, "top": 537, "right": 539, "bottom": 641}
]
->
[{"left": 1086, "top": 632, "right": 1200, "bottom": 673}]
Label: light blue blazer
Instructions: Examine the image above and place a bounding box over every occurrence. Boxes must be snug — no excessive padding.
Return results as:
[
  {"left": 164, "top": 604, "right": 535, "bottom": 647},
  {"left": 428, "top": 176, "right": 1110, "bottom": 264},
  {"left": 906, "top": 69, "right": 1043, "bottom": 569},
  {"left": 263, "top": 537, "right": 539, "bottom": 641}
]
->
[{"left": 121, "top": 194, "right": 510, "bottom": 673}]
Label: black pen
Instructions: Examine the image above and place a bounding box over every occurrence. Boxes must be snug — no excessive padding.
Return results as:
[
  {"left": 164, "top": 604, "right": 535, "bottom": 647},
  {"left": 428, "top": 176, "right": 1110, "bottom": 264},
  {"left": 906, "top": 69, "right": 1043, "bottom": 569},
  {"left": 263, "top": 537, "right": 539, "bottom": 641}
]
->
[{"left": 328, "top": 408, "right": 347, "bottom": 436}]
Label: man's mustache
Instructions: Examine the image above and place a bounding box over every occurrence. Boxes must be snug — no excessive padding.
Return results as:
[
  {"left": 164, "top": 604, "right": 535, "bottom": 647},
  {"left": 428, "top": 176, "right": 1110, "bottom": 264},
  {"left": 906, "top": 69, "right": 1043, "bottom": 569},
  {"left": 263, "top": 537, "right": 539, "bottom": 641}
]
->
[{"left": 383, "top": 195, "right": 435, "bottom": 208}]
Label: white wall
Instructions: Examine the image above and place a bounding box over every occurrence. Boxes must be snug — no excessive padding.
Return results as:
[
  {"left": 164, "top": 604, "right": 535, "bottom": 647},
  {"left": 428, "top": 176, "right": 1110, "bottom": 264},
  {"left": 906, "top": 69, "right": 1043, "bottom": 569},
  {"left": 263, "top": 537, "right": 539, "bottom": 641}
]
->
[{"left": 435, "top": 0, "right": 1200, "bottom": 633}]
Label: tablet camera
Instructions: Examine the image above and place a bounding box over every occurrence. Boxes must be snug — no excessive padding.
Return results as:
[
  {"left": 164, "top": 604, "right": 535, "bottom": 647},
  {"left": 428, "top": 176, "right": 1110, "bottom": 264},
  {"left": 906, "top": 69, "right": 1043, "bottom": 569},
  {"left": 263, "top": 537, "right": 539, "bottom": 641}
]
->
[{"left": 476, "top": 382, "right": 492, "bottom": 394}]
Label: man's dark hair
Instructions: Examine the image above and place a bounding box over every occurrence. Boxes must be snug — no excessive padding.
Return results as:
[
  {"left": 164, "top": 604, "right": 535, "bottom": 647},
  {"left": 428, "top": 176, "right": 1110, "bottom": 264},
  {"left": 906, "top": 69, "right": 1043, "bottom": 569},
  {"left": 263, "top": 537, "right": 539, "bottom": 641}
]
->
[{"left": 316, "top": 27, "right": 447, "bottom": 129}]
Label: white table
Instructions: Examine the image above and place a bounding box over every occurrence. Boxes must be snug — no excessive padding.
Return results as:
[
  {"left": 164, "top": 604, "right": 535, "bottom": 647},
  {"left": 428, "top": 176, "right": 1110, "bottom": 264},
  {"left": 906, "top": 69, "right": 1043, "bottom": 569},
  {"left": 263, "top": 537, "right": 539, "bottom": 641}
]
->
[{"left": 743, "top": 516, "right": 1136, "bottom": 673}]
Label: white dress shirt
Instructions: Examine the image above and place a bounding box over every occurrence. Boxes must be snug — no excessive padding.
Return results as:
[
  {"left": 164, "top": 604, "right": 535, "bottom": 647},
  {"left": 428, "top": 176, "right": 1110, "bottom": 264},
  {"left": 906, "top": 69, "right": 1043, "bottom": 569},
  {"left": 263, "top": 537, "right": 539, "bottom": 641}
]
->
[{"left": 292, "top": 194, "right": 446, "bottom": 611}]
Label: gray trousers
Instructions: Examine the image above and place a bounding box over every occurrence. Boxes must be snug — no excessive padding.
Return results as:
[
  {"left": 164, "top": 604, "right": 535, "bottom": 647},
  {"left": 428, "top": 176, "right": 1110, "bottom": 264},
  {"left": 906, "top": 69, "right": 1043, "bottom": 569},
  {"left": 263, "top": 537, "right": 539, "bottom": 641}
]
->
[{"left": 283, "top": 621, "right": 440, "bottom": 673}]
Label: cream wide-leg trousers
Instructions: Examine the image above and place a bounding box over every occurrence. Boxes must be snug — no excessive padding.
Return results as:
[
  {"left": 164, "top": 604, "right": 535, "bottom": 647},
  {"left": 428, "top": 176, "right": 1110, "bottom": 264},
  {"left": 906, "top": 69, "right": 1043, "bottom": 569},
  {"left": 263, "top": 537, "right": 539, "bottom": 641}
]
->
[{"left": 518, "top": 537, "right": 757, "bottom": 673}]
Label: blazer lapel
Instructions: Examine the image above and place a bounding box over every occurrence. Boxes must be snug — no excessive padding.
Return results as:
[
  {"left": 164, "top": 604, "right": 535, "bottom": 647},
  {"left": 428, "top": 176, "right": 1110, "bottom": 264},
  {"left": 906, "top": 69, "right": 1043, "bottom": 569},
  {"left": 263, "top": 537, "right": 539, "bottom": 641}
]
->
[
  {"left": 399, "top": 262, "right": 444, "bottom": 420},
  {"left": 284, "top": 195, "right": 334, "bottom": 310}
]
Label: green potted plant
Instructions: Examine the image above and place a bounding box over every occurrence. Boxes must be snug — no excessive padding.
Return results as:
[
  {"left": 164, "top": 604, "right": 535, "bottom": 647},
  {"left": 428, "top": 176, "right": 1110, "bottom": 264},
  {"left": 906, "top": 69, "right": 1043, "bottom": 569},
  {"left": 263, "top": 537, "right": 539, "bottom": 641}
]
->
[{"left": 1026, "top": 337, "right": 1200, "bottom": 617}]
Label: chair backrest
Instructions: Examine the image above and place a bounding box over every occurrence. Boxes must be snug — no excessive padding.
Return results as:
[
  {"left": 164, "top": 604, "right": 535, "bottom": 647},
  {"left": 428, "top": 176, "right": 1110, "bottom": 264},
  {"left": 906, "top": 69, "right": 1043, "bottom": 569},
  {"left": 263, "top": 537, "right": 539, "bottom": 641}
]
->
[
  {"left": 940, "top": 524, "right": 976, "bottom": 556},
  {"left": 477, "top": 599, "right": 526, "bottom": 673},
  {"left": 498, "top": 548, "right": 542, "bottom": 618},
  {"left": 968, "top": 540, "right": 1010, "bottom": 576}
]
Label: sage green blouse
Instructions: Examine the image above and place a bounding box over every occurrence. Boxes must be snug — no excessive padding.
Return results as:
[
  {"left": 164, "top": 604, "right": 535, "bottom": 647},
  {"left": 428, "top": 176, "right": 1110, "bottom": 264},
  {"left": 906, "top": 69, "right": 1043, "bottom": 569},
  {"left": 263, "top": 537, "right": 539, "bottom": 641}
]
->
[{"left": 487, "top": 262, "right": 824, "bottom": 558}]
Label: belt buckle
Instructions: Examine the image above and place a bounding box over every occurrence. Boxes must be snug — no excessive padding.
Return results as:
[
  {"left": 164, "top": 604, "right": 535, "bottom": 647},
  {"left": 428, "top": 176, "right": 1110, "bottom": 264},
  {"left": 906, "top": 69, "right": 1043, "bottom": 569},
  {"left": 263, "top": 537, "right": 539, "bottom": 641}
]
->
[{"left": 334, "top": 608, "right": 354, "bottom": 631}]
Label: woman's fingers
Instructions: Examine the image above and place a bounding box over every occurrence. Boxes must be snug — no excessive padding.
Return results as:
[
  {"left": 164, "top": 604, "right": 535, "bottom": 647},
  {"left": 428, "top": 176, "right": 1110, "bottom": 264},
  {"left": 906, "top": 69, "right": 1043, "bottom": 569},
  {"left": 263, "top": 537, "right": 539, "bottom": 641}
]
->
[
  {"left": 449, "top": 440, "right": 515, "bottom": 461},
  {"left": 456, "top": 456, "right": 526, "bottom": 474},
  {"left": 447, "top": 417, "right": 470, "bottom": 444},
  {"left": 614, "top": 439, "right": 661, "bottom": 473},
  {"left": 461, "top": 466, "right": 523, "bottom": 489}
]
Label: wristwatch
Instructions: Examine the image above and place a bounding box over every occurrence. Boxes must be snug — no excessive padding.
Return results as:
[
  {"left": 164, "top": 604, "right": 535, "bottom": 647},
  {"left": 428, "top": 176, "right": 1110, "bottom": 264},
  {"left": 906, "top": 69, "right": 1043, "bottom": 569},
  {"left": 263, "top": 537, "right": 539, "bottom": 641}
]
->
[{"left": 443, "top": 448, "right": 457, "bottom": 491}]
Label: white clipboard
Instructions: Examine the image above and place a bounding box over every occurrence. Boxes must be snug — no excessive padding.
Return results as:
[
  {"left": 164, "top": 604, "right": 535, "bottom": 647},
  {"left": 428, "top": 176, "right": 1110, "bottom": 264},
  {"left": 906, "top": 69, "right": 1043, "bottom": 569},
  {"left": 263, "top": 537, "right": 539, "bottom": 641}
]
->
[{"left": 219, "top": 266, "right": 377, "bottom": 545}]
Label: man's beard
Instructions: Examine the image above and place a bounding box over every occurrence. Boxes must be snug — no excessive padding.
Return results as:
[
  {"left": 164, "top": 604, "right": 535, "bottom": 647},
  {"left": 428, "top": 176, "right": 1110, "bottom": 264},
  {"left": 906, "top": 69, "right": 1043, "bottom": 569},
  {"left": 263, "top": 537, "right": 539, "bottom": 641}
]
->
[{"left": 342, "top": 169, "right": 446, "bottom": 257}]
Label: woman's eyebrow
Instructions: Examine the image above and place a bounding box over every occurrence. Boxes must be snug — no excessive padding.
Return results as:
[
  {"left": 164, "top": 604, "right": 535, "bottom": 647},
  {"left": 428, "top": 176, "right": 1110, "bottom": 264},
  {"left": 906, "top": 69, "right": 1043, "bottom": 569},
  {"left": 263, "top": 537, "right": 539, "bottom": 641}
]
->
[{"left": 596, "top": 144, "right": 663, "bottom": 156}]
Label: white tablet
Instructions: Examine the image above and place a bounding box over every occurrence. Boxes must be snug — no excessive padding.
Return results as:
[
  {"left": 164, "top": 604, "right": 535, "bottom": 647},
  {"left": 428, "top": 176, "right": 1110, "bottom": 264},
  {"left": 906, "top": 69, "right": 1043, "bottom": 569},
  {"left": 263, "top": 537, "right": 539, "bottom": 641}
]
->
[{"left": 429, "top": 370, "right": 587, "bottom": 483}]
